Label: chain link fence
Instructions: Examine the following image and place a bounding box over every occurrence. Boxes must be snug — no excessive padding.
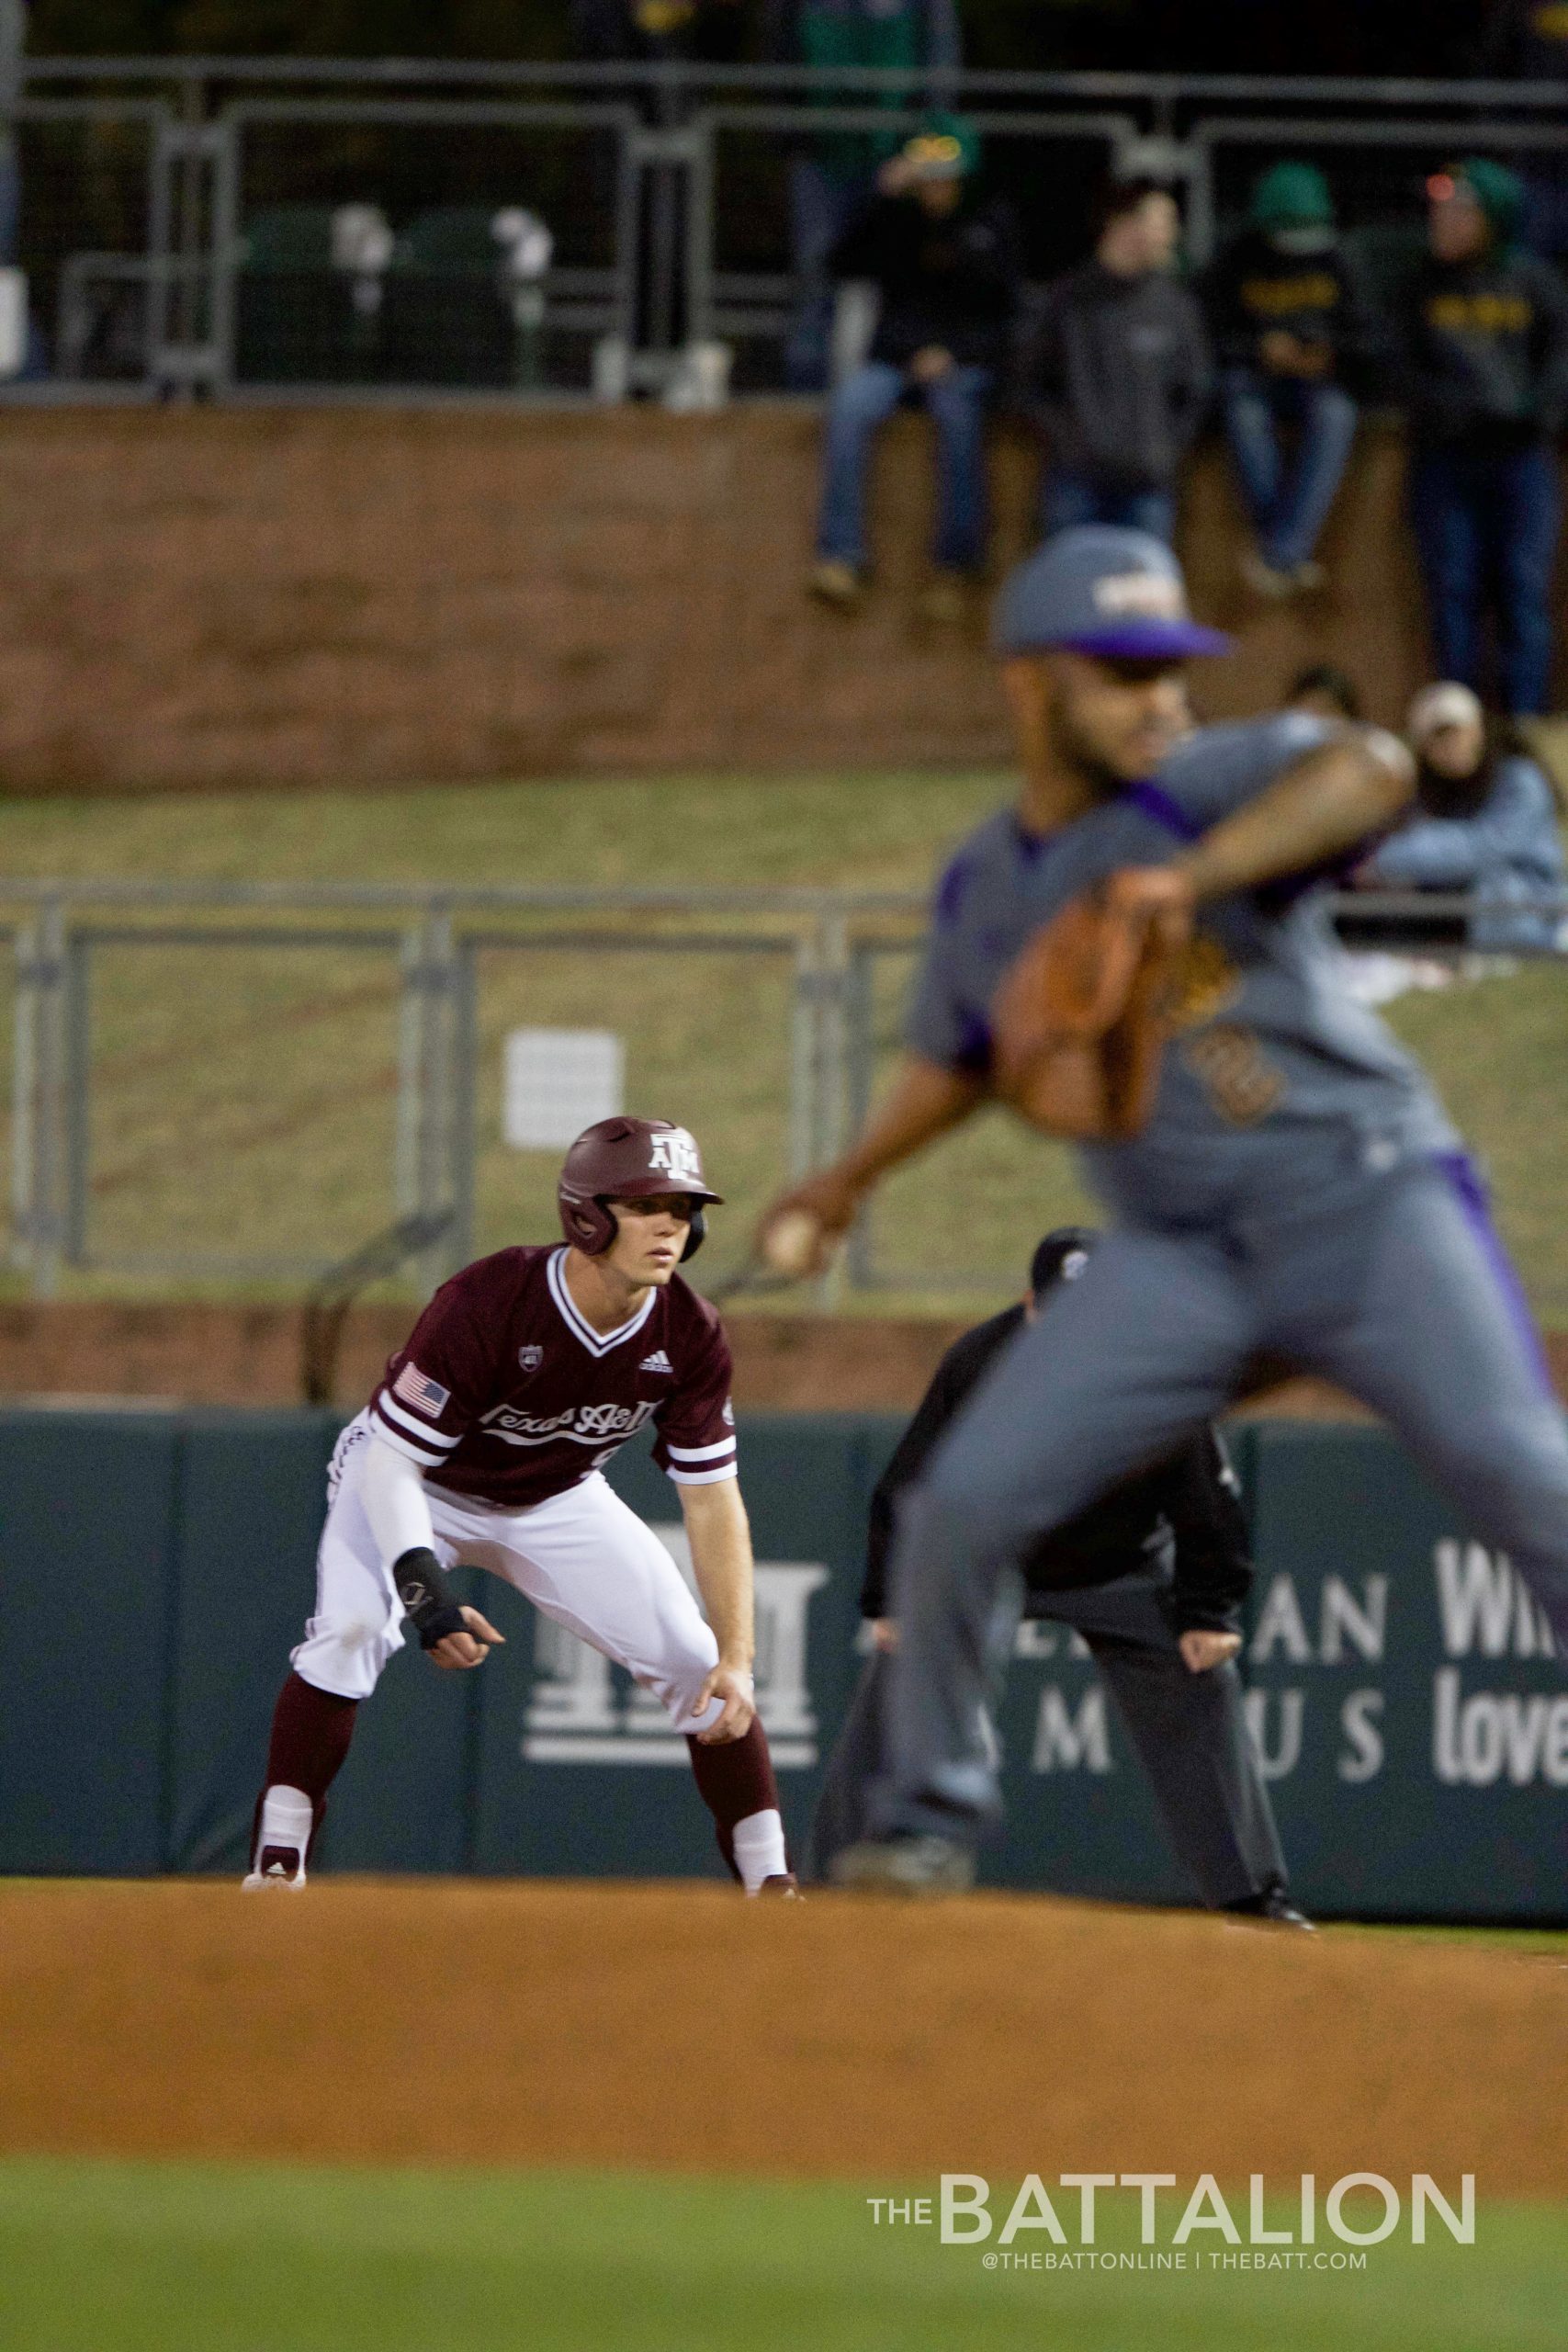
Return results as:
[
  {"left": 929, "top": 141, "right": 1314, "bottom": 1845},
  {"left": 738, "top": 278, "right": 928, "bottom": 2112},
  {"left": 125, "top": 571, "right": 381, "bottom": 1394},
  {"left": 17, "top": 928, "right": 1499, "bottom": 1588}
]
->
[
  {"left": 2, "top": 883, "right": 867, "bottom": 1301},
  {"left": 5, "top": 878, "right": 1567, "bottom": 1328}
]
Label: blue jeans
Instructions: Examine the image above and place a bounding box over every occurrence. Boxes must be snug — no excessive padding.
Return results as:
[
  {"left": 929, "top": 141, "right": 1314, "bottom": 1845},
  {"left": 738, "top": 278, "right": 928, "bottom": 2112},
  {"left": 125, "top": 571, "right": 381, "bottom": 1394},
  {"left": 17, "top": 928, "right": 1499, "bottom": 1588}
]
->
[
  {"left": 1220, "top": 370, "right": 1359, "bottom": 571},
  {"left": 1038, "top": 469, "right": 1175, "bottom": 544},
  {"left": 817, "top": 359, "right": 995, "bottom": 571},
  {"left": 784, "top": 159, "right": 873, "bottom": 394},
  {"left": 1409, "top": 441, "right": 1562, "bottom": 717}
]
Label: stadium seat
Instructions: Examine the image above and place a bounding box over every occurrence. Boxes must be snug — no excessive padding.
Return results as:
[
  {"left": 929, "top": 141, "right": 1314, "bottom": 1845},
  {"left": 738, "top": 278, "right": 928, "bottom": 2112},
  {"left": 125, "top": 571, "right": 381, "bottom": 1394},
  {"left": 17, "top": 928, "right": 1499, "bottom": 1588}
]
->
[
  {"left": 380, "top": 206, "right": 552, "bottom": 390},
  {"left": 233, "top": 203, "right": 392, "bottom": 386}
]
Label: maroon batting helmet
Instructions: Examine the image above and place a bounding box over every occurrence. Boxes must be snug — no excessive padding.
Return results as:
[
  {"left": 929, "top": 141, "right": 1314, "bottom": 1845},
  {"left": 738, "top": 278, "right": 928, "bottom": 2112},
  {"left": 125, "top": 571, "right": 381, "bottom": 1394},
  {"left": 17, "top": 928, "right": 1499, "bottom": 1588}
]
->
[{"left": 557, "top": 1117, "right": 723, "bottom": 1260}]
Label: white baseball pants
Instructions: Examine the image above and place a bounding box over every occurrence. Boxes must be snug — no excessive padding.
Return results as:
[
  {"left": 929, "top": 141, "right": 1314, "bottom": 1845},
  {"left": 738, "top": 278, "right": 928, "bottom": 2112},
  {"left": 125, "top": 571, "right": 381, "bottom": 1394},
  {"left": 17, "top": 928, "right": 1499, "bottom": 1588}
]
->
[{"left": 291, "top": 1414, "right": 724, "bottom": 1732}]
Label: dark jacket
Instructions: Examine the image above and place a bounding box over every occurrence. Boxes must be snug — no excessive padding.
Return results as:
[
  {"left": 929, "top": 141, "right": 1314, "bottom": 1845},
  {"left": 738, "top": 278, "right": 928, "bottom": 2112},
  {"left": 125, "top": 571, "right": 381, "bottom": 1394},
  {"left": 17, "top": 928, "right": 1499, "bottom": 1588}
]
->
[
  {"left": 1396, "top": 250, "right": 1568, "bottom": 448},
  {"left": 1027, "top": 260, "right": 1212, "bottom": 490},
  {"left": 1201, "top": 229, "right": 1382, "bottom": 395},
  {"left": 862, "top": 1304, "right": 1254, "bottom": 1636},
  {"left": 830, "top": 189, "right": 1021, "bottom": 371}
]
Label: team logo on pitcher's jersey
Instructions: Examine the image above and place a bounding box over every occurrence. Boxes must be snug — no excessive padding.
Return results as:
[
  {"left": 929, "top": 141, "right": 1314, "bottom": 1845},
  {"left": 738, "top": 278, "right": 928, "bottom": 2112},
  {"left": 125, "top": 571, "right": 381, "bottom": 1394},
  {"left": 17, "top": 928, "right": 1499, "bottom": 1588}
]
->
[
  {"left": 1181, "top": 1024, "right": 1285, "bottom": 1126},
  {"left": 1168, "top": 933, "right": 1244, "bottom": 1030},
  {"left": 518, "top": 1345, "right": 544, "bottom": 1374}
]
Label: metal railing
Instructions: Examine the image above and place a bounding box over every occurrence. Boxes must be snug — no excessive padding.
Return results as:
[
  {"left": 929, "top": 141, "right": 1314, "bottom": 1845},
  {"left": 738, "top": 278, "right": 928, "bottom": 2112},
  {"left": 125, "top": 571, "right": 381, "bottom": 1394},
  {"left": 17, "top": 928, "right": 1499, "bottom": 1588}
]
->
[
  {"left": 4, "top": 875, "right": 1565, "bottom": 1310},
  {"left": 8, "top": 54, "right": 1568, "bottom": 398}
]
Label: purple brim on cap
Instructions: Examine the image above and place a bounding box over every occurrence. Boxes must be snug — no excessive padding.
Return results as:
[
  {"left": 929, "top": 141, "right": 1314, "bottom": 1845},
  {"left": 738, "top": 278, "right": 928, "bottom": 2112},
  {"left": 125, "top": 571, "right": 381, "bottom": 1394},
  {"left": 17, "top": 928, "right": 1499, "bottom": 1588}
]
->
[{"left": 1053, "top": 619, "right": 1235, "bottom": 661}]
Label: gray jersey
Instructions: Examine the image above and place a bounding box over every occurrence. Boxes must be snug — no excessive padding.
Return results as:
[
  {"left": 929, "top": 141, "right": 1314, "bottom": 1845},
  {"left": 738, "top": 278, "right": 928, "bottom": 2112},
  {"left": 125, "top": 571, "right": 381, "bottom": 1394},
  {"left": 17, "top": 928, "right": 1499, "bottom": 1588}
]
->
[{"left": 908, "top": 713, "right": 1458, "bottom": 1227}]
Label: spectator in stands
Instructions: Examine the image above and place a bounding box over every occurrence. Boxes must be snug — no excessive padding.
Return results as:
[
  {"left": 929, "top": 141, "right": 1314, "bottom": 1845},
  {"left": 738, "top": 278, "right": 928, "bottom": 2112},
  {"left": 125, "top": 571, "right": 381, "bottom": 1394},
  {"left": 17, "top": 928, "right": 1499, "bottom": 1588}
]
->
[
  {"left": 1351, "top": 682, "right": 1565, "bottom": 953},
  {"left": 1284, "top": 662, "right": 1362, "bottom": 721},
  {"left": 807, "top": 115, "right": 1020, "bottom": 619},
  {"left": 1397, "top": 159, "right": 1568, "bottom": 718},
  {"left": 767, "top": 0, "right": 962, "bottom": 392},
  {"left": 1203, "top": 163, "right": 1377, "bottom": 597},
  {"left": 1027, "top": 178, "right": 1211, "bottom": 545}
]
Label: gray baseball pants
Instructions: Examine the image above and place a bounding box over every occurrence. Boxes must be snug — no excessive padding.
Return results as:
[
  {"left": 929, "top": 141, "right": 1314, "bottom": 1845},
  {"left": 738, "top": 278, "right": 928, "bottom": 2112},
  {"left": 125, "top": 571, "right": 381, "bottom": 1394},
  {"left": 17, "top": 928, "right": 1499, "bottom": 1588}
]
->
[
  {"left": 810, "top": 1569, "right": 1287, "bottom": 1904},
  {"left": 878, "top": 1153, "right": 1568, "bottom": 1838}
]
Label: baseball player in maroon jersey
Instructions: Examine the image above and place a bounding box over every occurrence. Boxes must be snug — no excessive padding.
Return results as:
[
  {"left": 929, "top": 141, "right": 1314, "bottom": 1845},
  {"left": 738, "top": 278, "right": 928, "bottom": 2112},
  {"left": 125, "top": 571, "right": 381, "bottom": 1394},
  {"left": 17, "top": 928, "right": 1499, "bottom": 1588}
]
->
[{"left": 245, "top": 1116, "right": 797, "bottom": 1895}]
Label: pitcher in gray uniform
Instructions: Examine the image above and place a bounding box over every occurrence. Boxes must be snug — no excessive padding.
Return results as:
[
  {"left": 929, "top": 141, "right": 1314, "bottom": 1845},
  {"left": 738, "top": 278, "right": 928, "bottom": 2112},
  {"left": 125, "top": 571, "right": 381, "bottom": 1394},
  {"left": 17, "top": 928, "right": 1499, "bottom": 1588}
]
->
[
  {"left": 808, "top": 1227, "right": 1303, "bottom": 1922},
  {"left": 758, "top": 524, "right": 1568, "bottom": 1891}
]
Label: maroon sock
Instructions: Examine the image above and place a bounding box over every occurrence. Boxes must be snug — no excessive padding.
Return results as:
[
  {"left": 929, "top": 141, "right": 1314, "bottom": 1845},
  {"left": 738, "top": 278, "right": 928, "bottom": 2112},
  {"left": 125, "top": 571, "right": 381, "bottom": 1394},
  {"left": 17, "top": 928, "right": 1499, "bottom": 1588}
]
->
[
  {"left": 253, "top": 1671, "right": 359, "bottom": 1863},
  {"left": 684, "top": 1718, "right": 784, "bottom": 1883}
]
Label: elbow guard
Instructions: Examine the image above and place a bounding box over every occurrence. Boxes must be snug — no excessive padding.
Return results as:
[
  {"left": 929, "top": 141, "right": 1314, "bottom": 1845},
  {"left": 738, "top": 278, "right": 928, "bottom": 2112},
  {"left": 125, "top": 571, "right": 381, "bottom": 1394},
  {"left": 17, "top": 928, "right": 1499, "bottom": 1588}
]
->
[{"left": 392, "top": 1546, "right": 468, "bottom": 1650}]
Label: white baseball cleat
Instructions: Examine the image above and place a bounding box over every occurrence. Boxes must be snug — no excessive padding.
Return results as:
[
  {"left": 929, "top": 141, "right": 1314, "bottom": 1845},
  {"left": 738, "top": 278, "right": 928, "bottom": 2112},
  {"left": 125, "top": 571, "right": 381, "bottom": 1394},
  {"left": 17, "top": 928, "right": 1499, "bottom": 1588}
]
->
[
  {"left": 245, "top": 1785, "right": 313, "bottom": 1889},
  {"left": 242, "top": 1844, "right": 307, "bottom": 1891}
]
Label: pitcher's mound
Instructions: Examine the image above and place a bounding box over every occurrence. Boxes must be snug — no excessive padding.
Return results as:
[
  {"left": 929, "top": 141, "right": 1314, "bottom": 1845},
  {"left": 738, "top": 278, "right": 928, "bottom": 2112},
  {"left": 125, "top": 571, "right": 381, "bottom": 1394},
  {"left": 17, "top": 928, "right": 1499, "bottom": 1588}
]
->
[{"left": 2, "top": 1879, "right": 1562, "bottom": 2190}]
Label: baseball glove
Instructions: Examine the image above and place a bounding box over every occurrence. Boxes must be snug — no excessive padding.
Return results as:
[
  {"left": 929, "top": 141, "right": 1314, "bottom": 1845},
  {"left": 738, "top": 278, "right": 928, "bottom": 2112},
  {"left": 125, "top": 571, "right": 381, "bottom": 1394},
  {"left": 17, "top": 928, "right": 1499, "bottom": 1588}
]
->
[{"left": 989, "top": 867, "right": 1194, "bottom": 1140}]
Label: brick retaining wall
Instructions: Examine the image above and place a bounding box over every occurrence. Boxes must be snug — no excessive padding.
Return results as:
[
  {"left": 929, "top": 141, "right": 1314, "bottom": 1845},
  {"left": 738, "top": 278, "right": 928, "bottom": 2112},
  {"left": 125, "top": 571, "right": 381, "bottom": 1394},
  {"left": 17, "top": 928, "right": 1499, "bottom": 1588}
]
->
[{"left": 0, "top": 401, "right": 1495, "bottom": 795}]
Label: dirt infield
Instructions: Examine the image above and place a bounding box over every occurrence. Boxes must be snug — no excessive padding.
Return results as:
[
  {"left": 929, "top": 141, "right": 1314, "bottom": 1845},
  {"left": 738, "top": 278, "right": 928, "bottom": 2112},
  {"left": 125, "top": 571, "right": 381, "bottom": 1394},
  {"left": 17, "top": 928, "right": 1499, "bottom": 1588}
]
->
[{"left": 1, "top": 1881, "right": 1563, "bottom": 2192}]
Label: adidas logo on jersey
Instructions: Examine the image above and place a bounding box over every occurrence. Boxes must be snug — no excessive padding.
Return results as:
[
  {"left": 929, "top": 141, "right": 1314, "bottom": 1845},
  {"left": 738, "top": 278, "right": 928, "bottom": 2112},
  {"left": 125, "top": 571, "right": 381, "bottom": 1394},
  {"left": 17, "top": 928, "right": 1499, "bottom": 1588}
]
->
[{"left": 639, "top": 1350, "right": 674, "bottom": 1374}]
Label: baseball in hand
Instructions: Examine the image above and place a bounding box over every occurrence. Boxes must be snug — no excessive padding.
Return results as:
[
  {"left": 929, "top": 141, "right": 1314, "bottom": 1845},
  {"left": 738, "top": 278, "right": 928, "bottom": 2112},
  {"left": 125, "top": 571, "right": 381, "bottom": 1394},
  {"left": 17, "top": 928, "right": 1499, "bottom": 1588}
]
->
[{"left": 761, "top": 1208, "right": 824, "bottom": 1279}]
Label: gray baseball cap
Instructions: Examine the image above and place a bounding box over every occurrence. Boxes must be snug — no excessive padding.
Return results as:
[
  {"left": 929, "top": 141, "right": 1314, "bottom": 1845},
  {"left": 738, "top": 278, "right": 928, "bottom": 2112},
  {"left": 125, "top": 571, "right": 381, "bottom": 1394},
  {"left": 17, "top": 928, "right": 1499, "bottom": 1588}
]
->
[{"left": 993, "top": 526, "right": 1233, "bottom": 662}]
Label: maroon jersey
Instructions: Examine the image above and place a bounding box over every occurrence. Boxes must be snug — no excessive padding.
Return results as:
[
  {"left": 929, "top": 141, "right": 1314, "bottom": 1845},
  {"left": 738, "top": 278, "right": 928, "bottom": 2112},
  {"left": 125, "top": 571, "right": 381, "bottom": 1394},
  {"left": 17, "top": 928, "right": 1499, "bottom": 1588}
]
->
[{"left": 367, "top": 1245, "right": 738, "bottom": 1509}]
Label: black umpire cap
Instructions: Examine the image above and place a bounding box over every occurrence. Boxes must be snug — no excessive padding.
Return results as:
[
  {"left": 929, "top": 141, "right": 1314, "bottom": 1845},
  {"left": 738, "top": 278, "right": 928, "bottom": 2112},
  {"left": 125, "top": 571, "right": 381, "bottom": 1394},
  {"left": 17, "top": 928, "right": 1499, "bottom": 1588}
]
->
[{"left": 1030, "top": 1226, "right": 1099, "bottom": 1300}]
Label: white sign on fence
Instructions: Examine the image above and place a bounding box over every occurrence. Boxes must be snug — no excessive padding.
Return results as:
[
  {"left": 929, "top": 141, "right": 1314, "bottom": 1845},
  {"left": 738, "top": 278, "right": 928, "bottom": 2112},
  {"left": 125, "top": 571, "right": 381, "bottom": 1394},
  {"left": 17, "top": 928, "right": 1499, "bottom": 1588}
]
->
[{"left": 502, "top": 1027, "right": 625, "bottom": 1149}]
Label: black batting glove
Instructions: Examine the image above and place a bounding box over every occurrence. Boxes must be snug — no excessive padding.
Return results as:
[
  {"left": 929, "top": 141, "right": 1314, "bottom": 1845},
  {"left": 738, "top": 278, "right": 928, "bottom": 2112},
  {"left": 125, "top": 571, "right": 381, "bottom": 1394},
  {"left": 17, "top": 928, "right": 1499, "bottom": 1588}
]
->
[{"left": 392, "top": 1545, "right": 469, "bottom": 1650}]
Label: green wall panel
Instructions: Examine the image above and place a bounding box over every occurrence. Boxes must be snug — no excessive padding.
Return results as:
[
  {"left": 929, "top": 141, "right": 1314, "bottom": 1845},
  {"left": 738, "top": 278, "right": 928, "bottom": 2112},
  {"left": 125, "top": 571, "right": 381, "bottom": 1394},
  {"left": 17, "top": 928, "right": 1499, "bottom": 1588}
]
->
[
  {"left": 0, "top": 1405, "right": 1561, "bottom": 1920},
  {"left": 0, "top": 1415, "right": 182, "bottom": 1872}
]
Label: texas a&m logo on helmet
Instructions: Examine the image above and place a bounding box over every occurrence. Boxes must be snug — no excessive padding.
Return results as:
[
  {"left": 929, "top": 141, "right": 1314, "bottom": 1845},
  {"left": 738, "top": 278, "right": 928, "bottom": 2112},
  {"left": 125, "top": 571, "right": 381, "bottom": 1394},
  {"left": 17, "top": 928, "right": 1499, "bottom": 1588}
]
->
[
  {"left": 647, "top": 1126, "right": 703, "bottom": 1184},
  {"left": 557, "top": 1117, "right": 723, "bottom": 1259}
]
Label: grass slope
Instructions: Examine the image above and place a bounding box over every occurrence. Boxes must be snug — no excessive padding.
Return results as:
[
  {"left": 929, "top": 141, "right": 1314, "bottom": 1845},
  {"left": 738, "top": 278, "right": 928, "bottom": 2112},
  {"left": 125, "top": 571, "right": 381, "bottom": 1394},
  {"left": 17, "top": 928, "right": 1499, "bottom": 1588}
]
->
[
  {"left": 0, "top": 2157, "right": 1562, "bottom": 2352},
  {"left": 0, "top": 772, "right": 1561, "bottom": 1317}
]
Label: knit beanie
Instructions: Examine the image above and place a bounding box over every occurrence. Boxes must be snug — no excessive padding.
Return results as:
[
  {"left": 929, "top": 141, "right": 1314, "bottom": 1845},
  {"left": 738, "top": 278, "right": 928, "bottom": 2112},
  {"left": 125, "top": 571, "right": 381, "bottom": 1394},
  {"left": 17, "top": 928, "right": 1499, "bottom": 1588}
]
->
[{"left": 1452, "top": 157, "right": 1525, "bottom": 247}]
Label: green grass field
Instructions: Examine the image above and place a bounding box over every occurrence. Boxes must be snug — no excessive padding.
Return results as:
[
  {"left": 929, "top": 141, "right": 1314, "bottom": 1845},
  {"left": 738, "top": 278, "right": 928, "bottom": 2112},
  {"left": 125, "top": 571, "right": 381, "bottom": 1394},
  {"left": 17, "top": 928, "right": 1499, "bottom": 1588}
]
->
[
  {"left": 0, "top": 2157, "right": 1561, "bottom": 2352},
  {"left": 0, "top": 770, "right": 1562, "bottom": 1317}
]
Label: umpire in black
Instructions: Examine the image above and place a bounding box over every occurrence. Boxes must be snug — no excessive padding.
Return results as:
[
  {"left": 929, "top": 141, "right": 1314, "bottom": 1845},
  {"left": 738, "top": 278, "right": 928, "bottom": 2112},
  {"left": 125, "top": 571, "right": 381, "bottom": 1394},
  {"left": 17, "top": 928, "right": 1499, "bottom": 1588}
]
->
[{"left": 809, "top": 1227, "right": 1308, "bottom": 1925}]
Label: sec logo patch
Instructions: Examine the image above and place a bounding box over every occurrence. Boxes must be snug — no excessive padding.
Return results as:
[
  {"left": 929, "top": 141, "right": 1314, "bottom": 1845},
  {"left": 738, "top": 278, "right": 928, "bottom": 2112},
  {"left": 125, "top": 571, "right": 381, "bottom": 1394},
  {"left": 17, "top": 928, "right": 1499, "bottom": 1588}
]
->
[{"left": 518, "top": 1345, "right": 544, "bottom": 1374}]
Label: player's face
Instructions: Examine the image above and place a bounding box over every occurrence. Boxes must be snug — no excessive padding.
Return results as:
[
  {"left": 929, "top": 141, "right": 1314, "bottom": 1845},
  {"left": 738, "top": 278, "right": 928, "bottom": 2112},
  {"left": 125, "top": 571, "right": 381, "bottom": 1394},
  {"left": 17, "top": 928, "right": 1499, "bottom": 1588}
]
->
[
  {"left": 605, "top": 1195, "right": 694, "bottom": 1284},
  {"left": 1017, "top": 651, "right": 1191, "bottom": 790},
  {"left": 915, "top": 174, "right": 963, "bottom": 218},
  {"left": 1134, "top": 190, "right": 1180, "bottom": 271},
  {"left": 1428, "top": 187, "right": 1487, "bottom": 264}
]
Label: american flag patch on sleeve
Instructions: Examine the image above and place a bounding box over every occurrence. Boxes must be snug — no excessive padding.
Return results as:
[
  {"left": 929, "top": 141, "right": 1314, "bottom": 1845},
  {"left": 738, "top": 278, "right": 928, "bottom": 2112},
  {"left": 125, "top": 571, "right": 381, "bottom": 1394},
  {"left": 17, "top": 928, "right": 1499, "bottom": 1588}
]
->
[{"left": 392, "top": 1362, "right": 452, "bottom": 1418}]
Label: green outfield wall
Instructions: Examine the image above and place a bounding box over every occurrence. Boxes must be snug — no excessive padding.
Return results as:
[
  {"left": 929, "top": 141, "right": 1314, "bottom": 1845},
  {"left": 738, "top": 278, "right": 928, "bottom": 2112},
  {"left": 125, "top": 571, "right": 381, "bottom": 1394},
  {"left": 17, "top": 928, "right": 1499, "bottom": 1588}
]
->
[{"left": 0, "top": 1408, "right": 1561, "bottom": 1919}]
